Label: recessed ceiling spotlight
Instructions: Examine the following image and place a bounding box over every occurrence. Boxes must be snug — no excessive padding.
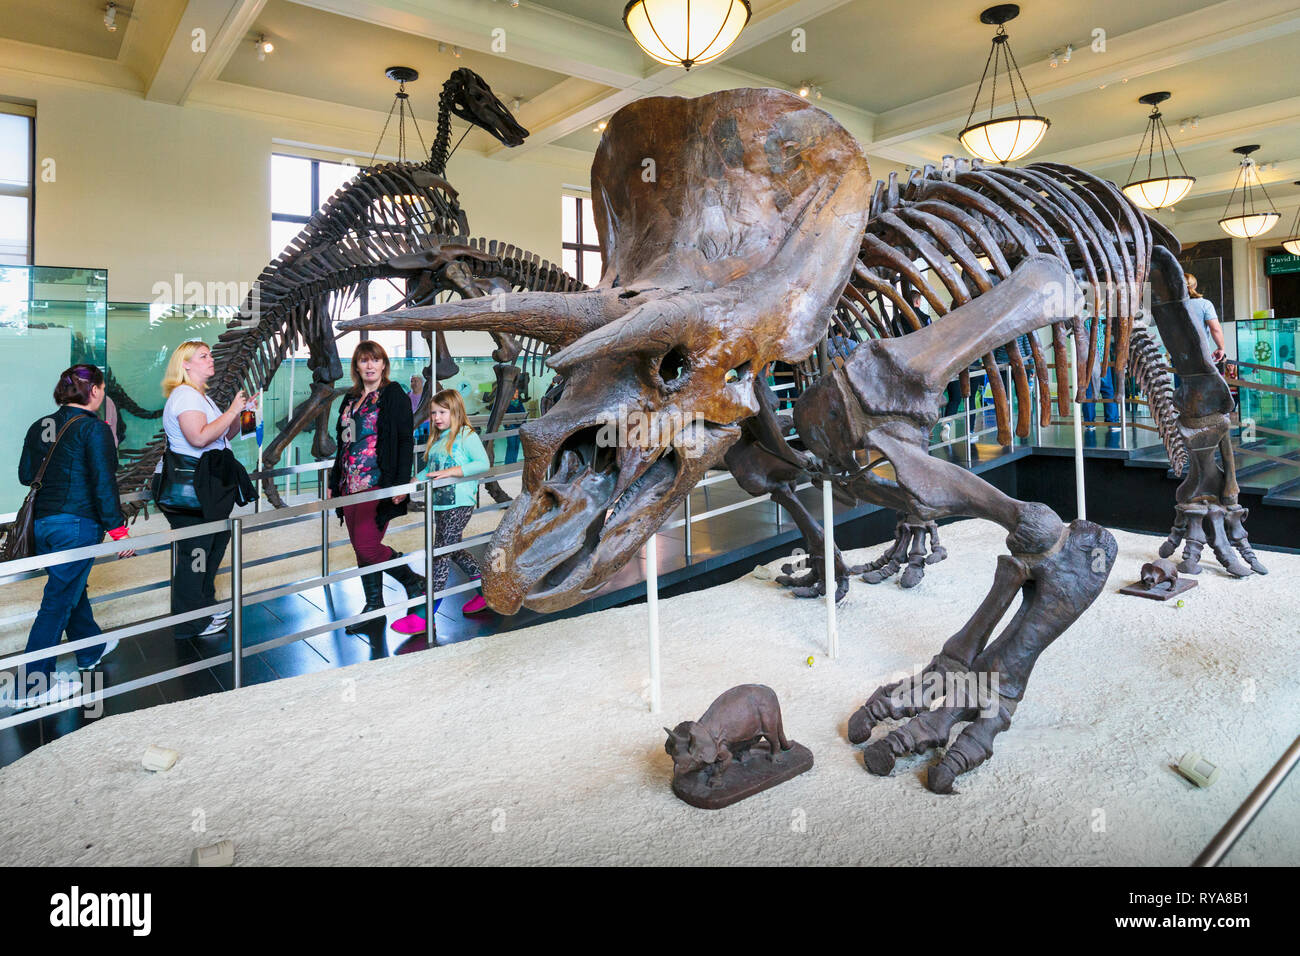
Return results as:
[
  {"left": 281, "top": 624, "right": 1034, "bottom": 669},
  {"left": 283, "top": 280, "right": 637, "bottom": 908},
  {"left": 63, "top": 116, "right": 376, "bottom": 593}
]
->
[
  {"left": 593, "top": 120, "right": 608, "bottom": 133},
  {"left": 256, "top": 33, "right": 273, "bottom": 61},
  {"left": 104, "top": 2, "right": 117, "bottom": 32},
  {"left": 438, "top": 42, "right": 446, "bottom": 54},
  {"left": 1049, "top": 49, "right": 1059, "bottom": 68},
  {"left": 1063, "top": 43, "right": 1072, "bottom": 63},
  {"left": 453, "top": 45, "right": 462, "bottom": 58}
]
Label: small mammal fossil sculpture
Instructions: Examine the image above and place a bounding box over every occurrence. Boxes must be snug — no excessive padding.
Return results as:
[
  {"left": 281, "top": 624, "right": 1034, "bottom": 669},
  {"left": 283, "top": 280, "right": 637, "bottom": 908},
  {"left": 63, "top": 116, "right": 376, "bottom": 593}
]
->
[
  {"left": 664, "top": 684, "right": 791, "bottom": 789},
  {"left": 1140, "top": 557, "right": 1180, "bottom": 592}
]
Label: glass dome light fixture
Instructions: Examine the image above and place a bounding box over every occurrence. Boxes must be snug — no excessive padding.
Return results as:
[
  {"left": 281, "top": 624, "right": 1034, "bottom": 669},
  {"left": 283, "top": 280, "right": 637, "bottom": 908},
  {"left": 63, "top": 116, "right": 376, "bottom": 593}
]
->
[
  {"left": 958, "top": 4, "right": 1050, "bottom": 165},
  {"left": 1121, "top": 92, "right": 1195, "bottom": 209},
  {"left": 1218, "top": 145, "right": 1280, "bottom": 239},
  {"left": 1282, "top": 182, "right": 1300, "bottom": 256},
  {"left": 623, "top": 0, "right": 752, "bottom": 71}
]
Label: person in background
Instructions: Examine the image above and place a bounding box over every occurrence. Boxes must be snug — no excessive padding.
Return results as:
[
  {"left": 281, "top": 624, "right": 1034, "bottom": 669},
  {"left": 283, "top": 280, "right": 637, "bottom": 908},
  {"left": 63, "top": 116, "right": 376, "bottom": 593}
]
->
[
  {"left": 328, "top": 342, "right": 423, "bottom": 635},
  {"left": 158, "top": 341, "right": 246, "bottom": 639},
  {"left": 505, "top": 384, "right": 526, "bottom": 465},
  {"left": 391, "top": 389, "right": 490, "bottom": 638},
  {"left": 1185, "top": 273, "right": 1227, "bottom": 364},
  {"left": 410, "top": 373, "right": 430, "bottom": 471},
  {"left": 14, "top": 365, "right": 133, "bottom": 708},
  {"left": 1082, "top": 316, "right": 1120, "bottom": 430}
]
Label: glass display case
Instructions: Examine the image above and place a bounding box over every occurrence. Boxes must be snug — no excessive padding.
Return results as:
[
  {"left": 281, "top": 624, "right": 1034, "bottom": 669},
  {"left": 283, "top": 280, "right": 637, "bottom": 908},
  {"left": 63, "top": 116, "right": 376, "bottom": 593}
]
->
[{"left": 0, "top": 265, "right": 108, "bottom": 513}]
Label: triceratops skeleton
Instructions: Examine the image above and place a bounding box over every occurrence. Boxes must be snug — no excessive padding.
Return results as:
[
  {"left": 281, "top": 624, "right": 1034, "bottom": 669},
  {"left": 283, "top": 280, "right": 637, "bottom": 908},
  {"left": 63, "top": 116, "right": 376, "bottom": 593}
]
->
[{"left": 342, "top": 88, "right": 1259, "bottom": 791}]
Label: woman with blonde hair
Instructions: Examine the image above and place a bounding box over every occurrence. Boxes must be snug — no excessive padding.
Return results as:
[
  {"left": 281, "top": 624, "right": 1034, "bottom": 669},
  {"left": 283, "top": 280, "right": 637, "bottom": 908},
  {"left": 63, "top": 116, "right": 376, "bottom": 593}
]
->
[
  {"left": 155, "top": 340, "right": 247, "bottom": 638},
  {"left": 326, "top": 340, "right": 422, "bottom": 633},
  {"left": 391, "top": 388, "right": 490, "bottom": 637},
  {"left": 1185, "top": 272, "right": 1227, "bottom": 364}
]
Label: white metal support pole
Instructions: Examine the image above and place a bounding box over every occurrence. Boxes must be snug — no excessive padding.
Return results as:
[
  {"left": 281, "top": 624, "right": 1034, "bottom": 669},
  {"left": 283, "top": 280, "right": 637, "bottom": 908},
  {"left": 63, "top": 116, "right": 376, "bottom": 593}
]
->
[
  {"left": 231, "top": 518, "right": 243, "bottom": 689},
  {"left": 318, "top": 472, "right": 329, "bottom": 578},
  {"left": 823, "top": 479, "right": 838, "bottom": 659},
  {"left": 646, "top": 532, "right": 661, "bottom": 713},
  {"left": 1070, "top": 334, "right": 1087, "bottom": 520},
  {"left": 425, "top": 479, "right": 436, "bottom": 646}
]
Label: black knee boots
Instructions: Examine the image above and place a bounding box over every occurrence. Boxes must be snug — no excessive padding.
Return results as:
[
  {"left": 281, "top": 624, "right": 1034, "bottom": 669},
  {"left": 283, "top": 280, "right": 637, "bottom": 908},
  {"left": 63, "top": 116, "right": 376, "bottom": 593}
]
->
[
  {"left": 345, "top": 572, "right": 385, "bottom": 634},
  {"left": 386, "top": 553, "right": 426, "bottom": 599}
]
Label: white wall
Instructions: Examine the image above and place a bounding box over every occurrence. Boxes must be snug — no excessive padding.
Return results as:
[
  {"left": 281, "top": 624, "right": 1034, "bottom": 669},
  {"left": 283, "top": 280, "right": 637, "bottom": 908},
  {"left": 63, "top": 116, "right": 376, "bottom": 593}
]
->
[{"left": 1, "top": 72, "right": 591, "bottom": 332}]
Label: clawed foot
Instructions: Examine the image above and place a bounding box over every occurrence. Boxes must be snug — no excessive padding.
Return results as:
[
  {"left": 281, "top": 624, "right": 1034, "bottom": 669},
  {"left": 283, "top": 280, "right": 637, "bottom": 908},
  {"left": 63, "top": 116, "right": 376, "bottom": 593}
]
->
[
  {"left": 775, "top": 556, "right": 850, "bottom": 602},
  {"left": 855, "top": 519, "right": 947, "bottom": 588},
  {"left": 1164, "top": 503, "right": 1263, "bottom": 578},
  {"left": 849, "top": 664, "right": 1015, "bottom": 795}
]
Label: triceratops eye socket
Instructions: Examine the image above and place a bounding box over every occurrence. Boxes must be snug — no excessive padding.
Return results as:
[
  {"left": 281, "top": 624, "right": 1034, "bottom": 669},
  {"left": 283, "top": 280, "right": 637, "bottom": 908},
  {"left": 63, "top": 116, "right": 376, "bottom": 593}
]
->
[
  {"left": 656, "top": 347, "right": 689, "bottom": 389},
  {"left": 724, "top": 361, "right": 752, "bottom": 385}
]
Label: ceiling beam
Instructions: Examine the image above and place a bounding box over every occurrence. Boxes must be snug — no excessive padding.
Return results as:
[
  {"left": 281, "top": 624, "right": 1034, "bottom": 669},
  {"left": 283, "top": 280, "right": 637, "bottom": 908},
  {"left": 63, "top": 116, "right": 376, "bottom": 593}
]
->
[
  {"left": 869, "top": 0, "right": 1300, "bottom": 150},
  {"left": 146, "top": 0, "right": 268, "bottom": 105},
  {"left": 288, "top": 0, "right": 862, "bottom": 160},
  {"left": 1038, "top": 95, "right": 1300, "bottom": 176}
]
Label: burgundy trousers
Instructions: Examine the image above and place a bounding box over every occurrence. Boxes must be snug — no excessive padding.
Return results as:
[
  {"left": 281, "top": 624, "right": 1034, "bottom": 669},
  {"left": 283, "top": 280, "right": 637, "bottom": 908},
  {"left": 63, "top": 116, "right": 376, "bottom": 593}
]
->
[{"left": 342, "top": 499, "right": 396, "bottom": 567}]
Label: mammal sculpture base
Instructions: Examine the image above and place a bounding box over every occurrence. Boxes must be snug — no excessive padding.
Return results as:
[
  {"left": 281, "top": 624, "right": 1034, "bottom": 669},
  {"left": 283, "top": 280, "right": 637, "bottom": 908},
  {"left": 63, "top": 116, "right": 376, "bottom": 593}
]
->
[
  {"left": 1118, "top": 578, "right": 1197, "bottom": 601},
  {"left": 671, "top": 741, "right": 813, "bottom": 810}
]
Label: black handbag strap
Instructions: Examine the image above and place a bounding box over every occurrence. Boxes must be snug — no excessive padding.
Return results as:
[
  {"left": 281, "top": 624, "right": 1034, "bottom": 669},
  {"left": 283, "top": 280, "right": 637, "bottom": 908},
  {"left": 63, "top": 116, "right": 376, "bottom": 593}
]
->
[{"left": 29, "top": 415, "right": 89, "bottom": 491}]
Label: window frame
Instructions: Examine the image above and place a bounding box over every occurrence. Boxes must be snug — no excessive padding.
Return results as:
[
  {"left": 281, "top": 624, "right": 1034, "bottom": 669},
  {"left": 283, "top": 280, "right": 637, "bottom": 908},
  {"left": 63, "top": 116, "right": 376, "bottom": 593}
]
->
[
  {"left": 0, "top": 109, "right": 35, "bottom": 266},
  {"left": 561, "top": 194, "right": 602, "bottom": 285}
]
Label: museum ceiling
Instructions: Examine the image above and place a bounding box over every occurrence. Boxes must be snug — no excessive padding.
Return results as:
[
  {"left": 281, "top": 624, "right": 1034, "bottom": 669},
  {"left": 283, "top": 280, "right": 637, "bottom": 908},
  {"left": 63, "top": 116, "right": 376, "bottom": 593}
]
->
[{"left": 2, "top": 0, "right": 1298, "bottom": 228}]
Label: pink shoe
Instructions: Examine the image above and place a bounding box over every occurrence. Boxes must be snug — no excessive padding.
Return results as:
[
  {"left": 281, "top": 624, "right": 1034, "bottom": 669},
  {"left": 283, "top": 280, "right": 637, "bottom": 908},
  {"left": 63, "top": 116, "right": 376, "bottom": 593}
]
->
[
  {"left": 391, "top": 613, "right": 429, "bottom": 635},
  {"left": 462, "top": 594, "right": 488, "bottom": 615}
]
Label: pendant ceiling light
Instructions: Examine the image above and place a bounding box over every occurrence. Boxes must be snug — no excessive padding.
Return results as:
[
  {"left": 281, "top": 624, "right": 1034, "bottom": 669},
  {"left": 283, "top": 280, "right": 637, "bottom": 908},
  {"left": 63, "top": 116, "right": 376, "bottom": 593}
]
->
[
  {"left": 1218, "top": 145, "right": 1280, "bottom": 239},
  {"left": 369, "top": 66, "right": 427, "bottom": 166},
  {"left": 1282, "top": 183, "right": 1300, "bottom": 256},
  {"left": 623, "top": 0, "right": 751, "bottom": 70},
  {"left": 958, "top": 4, "right": 1050, "bottom": 165},
  {"left": 1122, "top": 92, "right": 1195, "bottom": 209}
]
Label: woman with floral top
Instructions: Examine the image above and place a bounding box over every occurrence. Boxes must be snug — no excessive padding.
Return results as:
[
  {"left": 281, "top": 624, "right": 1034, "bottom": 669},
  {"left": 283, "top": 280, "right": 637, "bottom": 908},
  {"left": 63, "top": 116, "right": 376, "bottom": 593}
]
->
[{"left": 326, "top": 341, "right": 424, "bottom": 634}]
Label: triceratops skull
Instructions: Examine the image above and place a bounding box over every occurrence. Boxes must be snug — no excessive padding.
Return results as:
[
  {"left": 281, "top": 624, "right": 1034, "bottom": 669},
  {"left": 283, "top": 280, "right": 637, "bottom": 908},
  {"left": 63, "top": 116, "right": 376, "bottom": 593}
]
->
[{"left": 344, "top": 88, "right": 870, "bottom": 613}]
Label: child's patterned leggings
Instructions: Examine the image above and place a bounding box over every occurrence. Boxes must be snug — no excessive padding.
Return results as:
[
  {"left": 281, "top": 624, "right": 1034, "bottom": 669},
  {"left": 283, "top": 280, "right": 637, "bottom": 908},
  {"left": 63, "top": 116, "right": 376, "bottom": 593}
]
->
[{"left": 431, "top": 505, "right": 481, "bottom": 597}]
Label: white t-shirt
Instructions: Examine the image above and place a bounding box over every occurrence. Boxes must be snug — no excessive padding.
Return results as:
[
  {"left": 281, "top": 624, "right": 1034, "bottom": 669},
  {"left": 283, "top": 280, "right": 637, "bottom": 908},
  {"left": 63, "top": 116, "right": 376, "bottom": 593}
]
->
[{"left": 163, "top": 384, "right": 229, "bottom": 460}]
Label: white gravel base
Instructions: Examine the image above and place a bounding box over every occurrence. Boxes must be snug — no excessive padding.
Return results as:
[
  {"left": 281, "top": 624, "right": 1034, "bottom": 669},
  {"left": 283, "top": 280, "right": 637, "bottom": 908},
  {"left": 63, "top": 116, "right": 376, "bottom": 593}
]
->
[{"left": 1, "top": 519, "right": 1295, "bottom": 866}]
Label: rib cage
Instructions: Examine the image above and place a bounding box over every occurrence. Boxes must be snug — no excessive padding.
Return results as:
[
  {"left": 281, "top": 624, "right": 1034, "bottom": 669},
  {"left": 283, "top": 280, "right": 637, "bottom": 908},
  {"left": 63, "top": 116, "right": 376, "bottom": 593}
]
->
[
  {"left": 809, "top": 157, "right": 1183, "bottom": 455},
  {"left": 113, "top": 157, "right": 584, "bottom": 503}
]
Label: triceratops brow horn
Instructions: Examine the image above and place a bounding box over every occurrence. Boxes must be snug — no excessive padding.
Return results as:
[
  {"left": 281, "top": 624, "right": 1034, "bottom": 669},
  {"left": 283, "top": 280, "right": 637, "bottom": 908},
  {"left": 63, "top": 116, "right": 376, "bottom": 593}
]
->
[{"left": 338, "top": 288, "right": 636, "bottom": 348}]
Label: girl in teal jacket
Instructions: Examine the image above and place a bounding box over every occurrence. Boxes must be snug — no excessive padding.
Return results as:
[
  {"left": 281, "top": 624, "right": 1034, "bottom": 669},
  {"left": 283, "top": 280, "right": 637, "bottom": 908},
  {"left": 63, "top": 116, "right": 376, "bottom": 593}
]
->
[{"left": 392, "top": 389, "right": 490, "bottom": 636}]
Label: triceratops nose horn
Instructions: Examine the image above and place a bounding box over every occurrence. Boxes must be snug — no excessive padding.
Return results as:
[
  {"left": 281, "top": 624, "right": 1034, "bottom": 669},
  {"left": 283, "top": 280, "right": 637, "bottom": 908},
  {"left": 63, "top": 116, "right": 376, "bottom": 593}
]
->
[{"left": 340, "top": 288, "right": 635, "bottom": 348}]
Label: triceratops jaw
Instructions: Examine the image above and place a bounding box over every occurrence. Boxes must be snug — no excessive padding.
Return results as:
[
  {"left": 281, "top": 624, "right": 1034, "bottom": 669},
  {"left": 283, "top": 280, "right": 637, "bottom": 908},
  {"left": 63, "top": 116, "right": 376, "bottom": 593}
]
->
[{"left": 482, "top": 419, "right": 739, "bottom": 614}]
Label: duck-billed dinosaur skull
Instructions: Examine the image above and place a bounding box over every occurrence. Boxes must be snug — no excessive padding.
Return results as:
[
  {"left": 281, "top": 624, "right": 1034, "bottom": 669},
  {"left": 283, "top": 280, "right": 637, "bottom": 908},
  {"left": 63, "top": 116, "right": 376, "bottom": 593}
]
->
[{"left": 343, "top": 88, "right": 870, "bottom": 613}]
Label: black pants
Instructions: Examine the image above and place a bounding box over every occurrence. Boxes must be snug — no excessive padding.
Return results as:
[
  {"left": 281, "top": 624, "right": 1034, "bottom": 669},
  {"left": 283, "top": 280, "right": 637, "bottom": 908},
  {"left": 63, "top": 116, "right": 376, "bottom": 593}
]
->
[{"left": 164, "top": 510, "right": 231, "bottom": 636}]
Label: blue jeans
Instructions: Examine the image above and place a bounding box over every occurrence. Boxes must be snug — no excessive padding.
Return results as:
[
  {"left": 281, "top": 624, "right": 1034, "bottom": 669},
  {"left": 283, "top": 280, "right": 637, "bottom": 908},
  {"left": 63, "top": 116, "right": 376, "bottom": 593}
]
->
[
  {"left": 23, "top": 513, "right": 106, "bottom": 690},
  {"left": 1083, "top": 368, "right": 1119, "bottom": 423}
]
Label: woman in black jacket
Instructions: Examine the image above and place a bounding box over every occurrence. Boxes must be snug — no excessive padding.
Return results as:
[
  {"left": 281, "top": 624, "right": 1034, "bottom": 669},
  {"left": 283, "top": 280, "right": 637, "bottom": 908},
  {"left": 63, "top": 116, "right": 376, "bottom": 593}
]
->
[
  {"left": 14, "top": 365, "right": 134, "bottom": 708},
  {"left": 327, "top": 341, "right": 423, "bottom": 632}
]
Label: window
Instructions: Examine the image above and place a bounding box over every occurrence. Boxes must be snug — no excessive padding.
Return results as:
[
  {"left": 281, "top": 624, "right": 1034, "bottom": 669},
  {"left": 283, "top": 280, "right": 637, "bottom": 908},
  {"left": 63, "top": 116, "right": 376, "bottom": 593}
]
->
[
  {"left": 0, "top": 109, "right": 35, "bottom": 266},
  {"left": 271, "top": 154, "right": 424, "bottom": 358},
  {"left": 561, "top": 194, "right": 603, "bottom": 285},
  {"left": 270, "top": 153, "right": 364, "bottom": 256}
]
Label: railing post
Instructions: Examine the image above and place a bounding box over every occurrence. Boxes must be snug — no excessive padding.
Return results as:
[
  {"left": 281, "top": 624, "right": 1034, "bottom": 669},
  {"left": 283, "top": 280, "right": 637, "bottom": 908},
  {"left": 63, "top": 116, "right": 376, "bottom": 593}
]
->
[
  {"left": 1193, "top": 734, "right": 1300, "bottom": 866},
  {"left": 1070, "top": 334, "right": 1087, "bottom": 520},
  {"left": 683, "top": 492, "right": 693, "bottom": 559},
  {"left": 1004, "top": 362, "right": 1013, "bottom": 446},
  {"left": 823, "top": 479, "right": 837, "bottom": 659},
  {"left": 293, "top": 446, "right": 300, "bottom": 497},
  {"left": 425, "top": 479, "right": 436, "bottom": 646},
  {"left": 230, "top": 517, "right": 243, "bottom": 689},
  {"left": 646, "top": 531, "right": 661, "bottom": 714},
  {"left": 318, "top": 471, "right": 329, "bottom": 579}
]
